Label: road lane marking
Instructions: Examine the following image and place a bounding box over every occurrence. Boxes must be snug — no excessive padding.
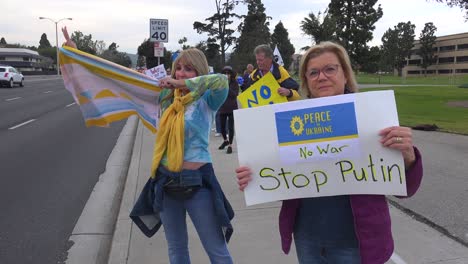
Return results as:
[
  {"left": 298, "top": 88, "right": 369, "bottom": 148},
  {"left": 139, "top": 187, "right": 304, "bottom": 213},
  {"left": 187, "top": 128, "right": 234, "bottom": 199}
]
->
[
  {"left": 9, "top": 119, "right": 36, "bottom": 130},
  {"left": 5, "top": 97, "right": 21, "bottom": 101},
  {"left": 26, "top": 77, "right": 63, "bottom": 82},
  {"left": 66, "top": 102, "right": 76, "bottom": 108},
  {"left": 391, "top": 252, "right": 407, "bottom": 264},
  {"left": 43, "top": 91, "right": 53, "bottom": 94}
]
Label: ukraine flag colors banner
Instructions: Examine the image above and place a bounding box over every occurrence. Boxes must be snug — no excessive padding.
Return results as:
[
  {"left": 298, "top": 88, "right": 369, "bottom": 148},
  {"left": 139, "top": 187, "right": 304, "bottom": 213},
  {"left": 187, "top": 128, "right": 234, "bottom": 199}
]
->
[
  {"left": 59, "top": 46, "right": 162, "bottom": 133},
  {"left": 275, "top": 103, "right": 358, "bottom": 146}
]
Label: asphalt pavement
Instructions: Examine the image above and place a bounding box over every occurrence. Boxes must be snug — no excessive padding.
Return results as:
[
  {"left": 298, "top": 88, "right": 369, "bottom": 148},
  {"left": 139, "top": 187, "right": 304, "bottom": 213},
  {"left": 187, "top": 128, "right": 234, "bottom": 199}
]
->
[{"left": 65, "top": 117, "right": 468, "bottom": 264}]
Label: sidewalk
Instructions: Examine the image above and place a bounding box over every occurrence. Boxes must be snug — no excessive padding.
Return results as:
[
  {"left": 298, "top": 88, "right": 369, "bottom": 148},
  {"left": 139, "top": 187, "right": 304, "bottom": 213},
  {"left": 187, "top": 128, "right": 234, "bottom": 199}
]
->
[{"left": 107, "top": 120, "right": 468, "bottom": 264}]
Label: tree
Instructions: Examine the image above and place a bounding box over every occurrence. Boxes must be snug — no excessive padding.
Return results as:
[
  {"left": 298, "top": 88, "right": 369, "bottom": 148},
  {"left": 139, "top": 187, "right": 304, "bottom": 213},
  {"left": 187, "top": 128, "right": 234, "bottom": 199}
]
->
[
  {"left": 231, "top": 0, "right": 271, "bottom": 71},
  {"left": 193, "top": 0, "right": 240, "bottom": 66},
  {"left": 38, "top": 47, "right": 57, "bottom": 64},
  {"left": 95, "top": 40, "right": 107, "bottom": 55},
  {"left": 38, "top": 33, "right": 51, "bottom": 49},
  {"left": 137, "top": 55, "right": 146, "bottom": 68},
  {"left": 328, "top": 0, "right": 383, "bottom": 69},
  {"left": 0, "top": 37, "right": 6, "bottom": 45},
  {"left": 271, "top": 21, "right": 295, "bottom": 68},
  {"left": 99, "top": 42, "right": 132, "bottom": 67},
  {"left": 381, "top": 21, "right": 416, "bottom": 76},
  {"left": 178, "top": 37, "right": 191, "bottom": 50},
  {"left": 35, "top": 33, "right": 55, "bottom": 62},
  {"left": 71, "top": 31, "right": 97, "bottom": 54},
  {"left": 195, "top": 40, "right": 222, "bottom": 71},
  {"left": 418, "top": 22, "right": 438, "bottom": 76},
  {"left": 429, "top": 0, "right": 468, "bottom": 20},
  {"left": 300, "top": 9, "right": 336, "bottom": 48},
  {"left": 4, "top": 43, "right": 27, "bottom": 48},
  {"left": 137, "top": 39, "right": 172, "bottom": 70},
  {"left": 360, "top": 46, "right": 381, "bottom": 73},
  {"left": 108, "top": 42, "right": 118, "bottom": 51}
]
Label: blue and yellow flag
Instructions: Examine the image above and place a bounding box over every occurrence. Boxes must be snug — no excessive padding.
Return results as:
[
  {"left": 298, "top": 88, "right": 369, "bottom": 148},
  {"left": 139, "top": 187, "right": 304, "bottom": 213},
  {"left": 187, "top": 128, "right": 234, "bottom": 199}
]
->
[
  {"left": 275, "top": 102, "right": 358, "bottom": 146},
  {"left": 59, "top": 46, "right": 162, "bottom": 133}
]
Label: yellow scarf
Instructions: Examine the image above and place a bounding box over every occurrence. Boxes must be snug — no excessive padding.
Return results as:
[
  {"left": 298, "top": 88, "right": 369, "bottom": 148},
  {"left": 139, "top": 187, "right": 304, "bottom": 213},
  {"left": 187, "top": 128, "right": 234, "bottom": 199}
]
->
[{"left": 150, "top": 89, "right": 194, "bottom": 177}]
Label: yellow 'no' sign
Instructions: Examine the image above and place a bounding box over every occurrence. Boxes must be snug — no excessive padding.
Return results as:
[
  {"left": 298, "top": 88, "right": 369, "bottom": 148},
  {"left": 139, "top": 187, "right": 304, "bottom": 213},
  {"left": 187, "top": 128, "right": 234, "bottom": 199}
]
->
[{"left": 237, "top": 72, "right": 287, "bottom": 109}]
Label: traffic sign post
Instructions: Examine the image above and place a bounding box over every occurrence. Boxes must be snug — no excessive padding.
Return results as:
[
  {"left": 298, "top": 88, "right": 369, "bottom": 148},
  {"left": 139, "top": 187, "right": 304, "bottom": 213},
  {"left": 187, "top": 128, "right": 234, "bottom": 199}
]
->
[
  {"left": 150, "top": 18, "right": 169, "bottom": 43},
  {"left": 154, "top": 42, "right": 165, "bottom": 65},
  {"left": 154, "top": 42, "right": 164, "bottom": 57}
]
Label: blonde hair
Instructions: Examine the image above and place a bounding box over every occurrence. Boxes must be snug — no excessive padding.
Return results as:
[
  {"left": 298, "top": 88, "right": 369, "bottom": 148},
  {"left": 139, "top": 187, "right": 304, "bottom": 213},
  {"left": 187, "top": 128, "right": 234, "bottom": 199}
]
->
[
  {"left": 163, "top": 48, "right": 209, "bottom": 102},
  {"left": 172, "top": 48, "right": 209, "bottom": 77},
  {"left": 299, "top": 41, "right": 358, "bottom": 98}
]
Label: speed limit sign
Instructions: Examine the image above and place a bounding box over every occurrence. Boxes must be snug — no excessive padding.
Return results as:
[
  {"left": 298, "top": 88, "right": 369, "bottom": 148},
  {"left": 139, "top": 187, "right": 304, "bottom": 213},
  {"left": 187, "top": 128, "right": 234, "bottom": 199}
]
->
[{"left": 150, "top": 19, "right": 168, "bottom": 43}]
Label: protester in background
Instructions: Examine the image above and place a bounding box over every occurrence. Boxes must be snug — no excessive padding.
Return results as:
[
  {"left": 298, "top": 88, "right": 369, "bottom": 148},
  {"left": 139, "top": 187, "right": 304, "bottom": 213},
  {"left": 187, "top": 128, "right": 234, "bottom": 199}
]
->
[
  {"left": 166, "top": 68, "right": 171, "bottom": 76},
  {"left": 240, "top": 63, "right": 254, "bottom": 92},
  {"left": 62, "top": 27, "right": 234, "bottom": 263},
  {"left": 218, "top": 66, "right": 239, "bottom": 154},
  {"left": 235, "top": 41, "right": 423, "bottom": 264},
  {"left": 214, "top": 112, "right": 222, "bottom": 137},
  {"left": 244, "top": 45, "right": 299, "bottom": 99},
  {"left": 236, "top": 74, "right": 244, "bottom": 88}
]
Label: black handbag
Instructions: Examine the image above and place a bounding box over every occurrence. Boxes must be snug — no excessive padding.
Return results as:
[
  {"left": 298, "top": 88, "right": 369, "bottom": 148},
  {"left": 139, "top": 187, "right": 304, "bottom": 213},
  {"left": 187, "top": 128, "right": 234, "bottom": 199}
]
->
[{"left": 164, "top": 184, "right": 201, "bottom": 200}]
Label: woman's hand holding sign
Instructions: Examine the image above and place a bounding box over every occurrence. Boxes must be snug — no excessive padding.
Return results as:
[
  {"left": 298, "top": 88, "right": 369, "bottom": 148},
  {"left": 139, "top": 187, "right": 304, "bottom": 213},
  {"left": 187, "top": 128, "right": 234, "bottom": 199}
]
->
[
  {"left": 235, "top": 166, "right": 252, "bottom": 191},
  {"left": 277, "top": 87, "right": 291, "bottom": 97},
  {"left": 379, "top": 126, "right": 416, "bottom": 169}
]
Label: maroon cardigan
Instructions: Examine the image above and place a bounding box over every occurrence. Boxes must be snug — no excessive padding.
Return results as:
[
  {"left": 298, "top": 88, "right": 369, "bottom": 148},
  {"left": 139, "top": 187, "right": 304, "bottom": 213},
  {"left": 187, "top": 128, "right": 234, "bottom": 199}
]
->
[{"left": 279, "top": 147, "right": 423, "bottom": 264}]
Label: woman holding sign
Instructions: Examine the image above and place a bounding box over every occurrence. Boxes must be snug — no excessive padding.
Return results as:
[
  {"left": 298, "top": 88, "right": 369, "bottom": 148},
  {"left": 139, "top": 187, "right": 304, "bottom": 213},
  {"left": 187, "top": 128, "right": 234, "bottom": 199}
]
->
[{"left": 235, "top": 41, "right": 423, "bottom": 264}]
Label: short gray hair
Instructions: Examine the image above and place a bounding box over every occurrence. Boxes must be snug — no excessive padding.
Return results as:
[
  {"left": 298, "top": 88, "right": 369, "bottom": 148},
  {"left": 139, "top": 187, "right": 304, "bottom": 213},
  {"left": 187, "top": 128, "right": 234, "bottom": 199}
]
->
[{"left": 254, "top": 44, "right": 273, "bottom": 59}]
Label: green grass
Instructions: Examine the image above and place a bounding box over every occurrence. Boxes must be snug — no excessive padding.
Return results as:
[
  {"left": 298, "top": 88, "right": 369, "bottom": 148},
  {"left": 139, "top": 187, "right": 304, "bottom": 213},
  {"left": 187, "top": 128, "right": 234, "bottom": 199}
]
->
[
  {"left": 360, "top": 86, "right": 468, "bottom": 134},
  {"left": 356, "top": 73, "right": 468, "bottom": 86}
]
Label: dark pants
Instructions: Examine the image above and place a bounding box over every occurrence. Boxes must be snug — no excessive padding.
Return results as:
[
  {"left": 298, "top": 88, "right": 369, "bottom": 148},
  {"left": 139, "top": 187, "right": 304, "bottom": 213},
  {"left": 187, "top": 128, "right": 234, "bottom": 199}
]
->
[{"left": 220, "top": 113, "right": 234, "bottom": 144}]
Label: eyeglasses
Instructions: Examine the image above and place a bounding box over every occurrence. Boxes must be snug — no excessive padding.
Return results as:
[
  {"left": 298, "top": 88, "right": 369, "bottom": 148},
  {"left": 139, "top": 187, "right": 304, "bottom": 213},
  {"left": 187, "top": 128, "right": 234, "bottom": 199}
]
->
[{"left": 307, "top": 64, "right": 340, "bottom": 80}]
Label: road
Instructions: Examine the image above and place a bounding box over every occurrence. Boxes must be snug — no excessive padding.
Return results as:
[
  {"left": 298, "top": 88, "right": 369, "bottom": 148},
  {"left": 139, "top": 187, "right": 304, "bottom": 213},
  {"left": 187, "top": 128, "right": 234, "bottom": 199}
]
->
[
  {"left": 390, "top": 130, "right": 468, "bottom": 246},
  {"left": 0, "top": 77, "right": 125, "bottom": 264}
]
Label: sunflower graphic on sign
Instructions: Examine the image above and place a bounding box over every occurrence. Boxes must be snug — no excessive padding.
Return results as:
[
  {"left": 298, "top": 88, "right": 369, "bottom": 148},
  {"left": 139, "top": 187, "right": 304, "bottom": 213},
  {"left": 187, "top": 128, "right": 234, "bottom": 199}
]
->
[{"left": 290, "top": 116, "right": 304, "bottom": 136}]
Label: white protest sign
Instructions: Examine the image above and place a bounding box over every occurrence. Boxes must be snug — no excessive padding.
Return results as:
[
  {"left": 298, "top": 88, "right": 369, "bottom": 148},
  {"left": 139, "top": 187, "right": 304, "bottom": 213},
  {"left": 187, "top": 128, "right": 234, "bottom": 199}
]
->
[
  {"left": 234, "top": 90, "right": 406, "bottom": 206},
  {"left": 144, "top": 64, "right": 166, "bottom": 81}
]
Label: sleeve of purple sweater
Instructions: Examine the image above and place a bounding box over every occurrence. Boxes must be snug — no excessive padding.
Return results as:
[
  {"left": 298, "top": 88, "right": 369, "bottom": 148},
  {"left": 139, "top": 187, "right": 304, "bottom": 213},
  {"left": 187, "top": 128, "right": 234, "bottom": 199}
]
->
[{"left": 400, "top": 146, "right": 423, "bottom": 198}]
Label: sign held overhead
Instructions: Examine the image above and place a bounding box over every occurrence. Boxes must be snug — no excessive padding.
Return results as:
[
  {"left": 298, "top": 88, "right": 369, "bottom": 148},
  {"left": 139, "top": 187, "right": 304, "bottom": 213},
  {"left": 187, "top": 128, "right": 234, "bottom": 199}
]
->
[{"left": 150, "top": 19, "right": 169, "bottom": 43}]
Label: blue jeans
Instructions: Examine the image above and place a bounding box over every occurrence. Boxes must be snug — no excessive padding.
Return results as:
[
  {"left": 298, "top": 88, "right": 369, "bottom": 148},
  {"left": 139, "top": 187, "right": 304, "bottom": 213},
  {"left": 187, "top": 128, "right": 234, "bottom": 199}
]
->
[
  {"left": 294, "top": 196, "right": 360, "bottom": 263},
  {"left": 215, "top": 112, "right": 222, "bottom": 133},
  {"left": 160, "top": 187, "right": 233, "bottom": 264},
  {"left": 294, "top": 237, "right": 361, "bottom": 264}
]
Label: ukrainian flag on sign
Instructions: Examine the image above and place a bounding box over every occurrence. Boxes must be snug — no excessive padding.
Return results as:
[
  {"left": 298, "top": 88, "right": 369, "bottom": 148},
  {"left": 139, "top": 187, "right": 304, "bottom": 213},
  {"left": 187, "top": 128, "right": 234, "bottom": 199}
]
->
[{"left": 275, "top": 102, "right": 358, "bottom": 146}]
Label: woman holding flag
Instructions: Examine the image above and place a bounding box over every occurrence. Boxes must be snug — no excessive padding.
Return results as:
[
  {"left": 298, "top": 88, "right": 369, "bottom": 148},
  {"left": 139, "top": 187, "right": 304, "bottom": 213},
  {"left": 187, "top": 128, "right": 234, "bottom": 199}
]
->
[
  {"left": 62, "top": 27, "right": 234, "bottom": 264},
  {"left": 235, "top": 41, "right": 423, "bottom": 264}
]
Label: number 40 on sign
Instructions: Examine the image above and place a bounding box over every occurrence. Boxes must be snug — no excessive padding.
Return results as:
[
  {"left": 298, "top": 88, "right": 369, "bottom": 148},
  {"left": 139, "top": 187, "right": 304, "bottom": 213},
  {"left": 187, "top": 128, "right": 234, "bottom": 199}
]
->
[{"left": 150, "top": 18, "right": 169, "bottom": 43}]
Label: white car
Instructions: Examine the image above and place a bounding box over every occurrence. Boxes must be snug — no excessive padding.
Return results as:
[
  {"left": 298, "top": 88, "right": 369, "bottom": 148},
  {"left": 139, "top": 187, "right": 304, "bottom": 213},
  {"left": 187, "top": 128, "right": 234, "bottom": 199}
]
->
[{"left": 0, "top": 65, "right": 24, "bottom": 88}]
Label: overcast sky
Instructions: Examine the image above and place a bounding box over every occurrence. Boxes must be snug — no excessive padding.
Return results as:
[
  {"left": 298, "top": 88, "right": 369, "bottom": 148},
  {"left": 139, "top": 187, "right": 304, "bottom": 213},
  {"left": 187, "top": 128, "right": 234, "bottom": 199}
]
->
[{"left": 1, "top": 0, "right": 466, "bottom": 55}]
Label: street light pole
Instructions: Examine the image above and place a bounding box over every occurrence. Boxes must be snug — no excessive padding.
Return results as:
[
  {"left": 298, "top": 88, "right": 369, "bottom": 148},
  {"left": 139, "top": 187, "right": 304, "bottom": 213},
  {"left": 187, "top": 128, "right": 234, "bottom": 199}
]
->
[{"left": 39, "top": 17, "right": 73, "bottom": 75}]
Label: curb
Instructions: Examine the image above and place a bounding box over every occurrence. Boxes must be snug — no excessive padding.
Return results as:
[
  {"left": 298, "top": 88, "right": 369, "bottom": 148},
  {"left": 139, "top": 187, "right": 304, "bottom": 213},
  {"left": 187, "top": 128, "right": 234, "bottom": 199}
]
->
[
  {"left": 65, "top": 116, "right": 139, "bottom": 264},
  {"left": 107, "top": 118, "right": 145, "bottom": 264}
]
